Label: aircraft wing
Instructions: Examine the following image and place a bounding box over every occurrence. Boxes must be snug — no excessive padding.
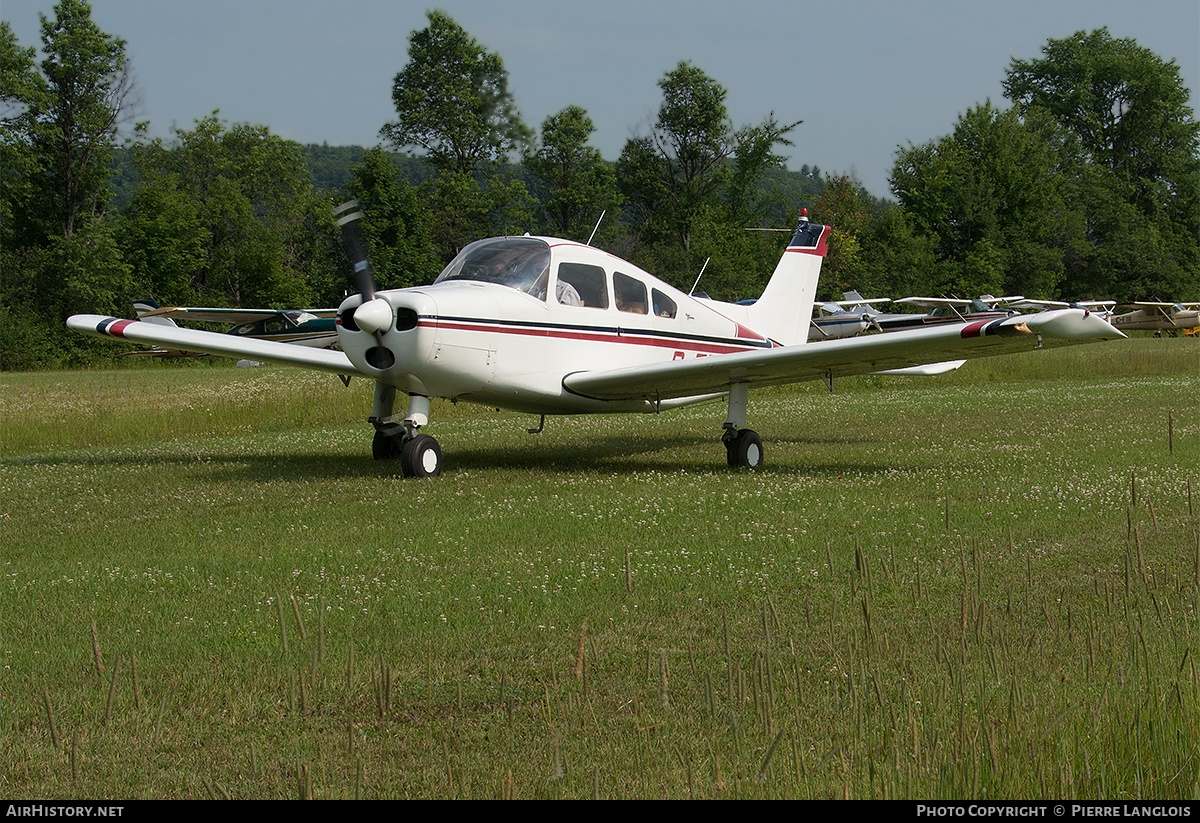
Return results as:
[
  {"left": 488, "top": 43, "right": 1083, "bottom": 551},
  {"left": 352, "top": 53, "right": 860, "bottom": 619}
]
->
[
  {"left": 1014, "top": 299, "right": 1115, "bottom": 311},
  {"left": 563, "top": 309, "right": 1123, "bottom": 402},
  {"left": 1116, "top": 301, "right": 1179, "bottom": 309},
  {"left": 893, "top": 296, "right": 972, "bottom": 309},
  {"left": 831, "top": 297, "right": 891, "bottom": 308},
  {"left": 67, "top": 315, "right": 361, "bottom": 377}
]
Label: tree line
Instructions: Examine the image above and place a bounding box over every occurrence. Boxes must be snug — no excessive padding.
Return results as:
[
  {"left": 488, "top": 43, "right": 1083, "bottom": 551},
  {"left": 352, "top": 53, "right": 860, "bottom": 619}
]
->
[{"left": 3, "top": 3, "right": 1196, "bottom": 370}]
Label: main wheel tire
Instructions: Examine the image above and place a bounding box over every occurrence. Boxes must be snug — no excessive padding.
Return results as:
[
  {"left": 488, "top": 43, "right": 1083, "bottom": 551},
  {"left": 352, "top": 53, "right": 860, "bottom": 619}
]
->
[
  {"left": 372, "top": 430, "right": 402, "bottom": 460},
  {"left": 727, "top": 429, "right": 763, "bottom": 469},
  {"left": 401, "top": 434, "right": 442, "bottom": 478}
]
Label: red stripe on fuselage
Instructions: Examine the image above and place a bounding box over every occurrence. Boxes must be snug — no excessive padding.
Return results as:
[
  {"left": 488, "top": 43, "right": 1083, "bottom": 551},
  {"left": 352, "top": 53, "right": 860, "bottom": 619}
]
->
[
  {"left": 425, "top": 318, "right": 764, "bottom": 356},
  {"left": 107, "top": 319, "right": 136, "bottom": 337}
]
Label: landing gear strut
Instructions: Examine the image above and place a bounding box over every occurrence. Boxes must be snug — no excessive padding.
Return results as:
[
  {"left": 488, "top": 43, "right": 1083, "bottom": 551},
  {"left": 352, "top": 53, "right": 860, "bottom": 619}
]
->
[
  {"left": 369, "top": 386, "right": 442, "bottom": 477},
  {"left": 722, "top": 382, "right": 763, "bottom": 469}
]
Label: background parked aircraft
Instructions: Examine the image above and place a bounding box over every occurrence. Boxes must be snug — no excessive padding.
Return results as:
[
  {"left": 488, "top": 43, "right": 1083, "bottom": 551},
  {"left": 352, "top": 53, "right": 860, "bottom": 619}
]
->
[
  {"left": 806, "top": 295, "right": 893, "bottom": 341},
  {"left": 1106, "top": 302, "right": 1199, "bottom": 336},
  {"left": 839, "top": 293, "right": 1022, "bottom": 333},
  {"left": 125, "top": 299, "right": 340, "bottom": 360}
]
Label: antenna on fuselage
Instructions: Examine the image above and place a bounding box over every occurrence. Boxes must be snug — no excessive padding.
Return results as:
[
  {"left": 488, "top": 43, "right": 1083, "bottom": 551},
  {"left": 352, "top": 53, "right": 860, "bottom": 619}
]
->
[
  {"left": 690, "top": 257, "right": 711, "bottom": 296},
  {"left": 586, "top": 210, "right": 606, "bottom": 246}
]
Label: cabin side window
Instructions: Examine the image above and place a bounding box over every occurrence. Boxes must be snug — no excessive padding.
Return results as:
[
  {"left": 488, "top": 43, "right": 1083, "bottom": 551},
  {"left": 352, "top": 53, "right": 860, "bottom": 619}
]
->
[
  {"left": 614, "top": 272, "right": 648, "bottom": 314},
  {"left": 652, "top": 289, "right": 677, "bottom": 319},
  {"left": 556, "top": 263, "right": 608, "bottom": 309}
]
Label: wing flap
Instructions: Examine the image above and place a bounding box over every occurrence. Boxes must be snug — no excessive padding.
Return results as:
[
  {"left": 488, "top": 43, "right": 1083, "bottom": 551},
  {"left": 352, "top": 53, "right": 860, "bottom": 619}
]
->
[
  {"left": 563, "top": 309, "right": 1123, "bottom": 401},
  {"left": 67, "top": 315, "right": 361, "bottom": 377}
]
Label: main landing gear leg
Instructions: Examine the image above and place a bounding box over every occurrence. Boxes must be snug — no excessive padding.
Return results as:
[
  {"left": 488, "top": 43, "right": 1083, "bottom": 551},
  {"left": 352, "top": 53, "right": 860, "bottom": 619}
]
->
[
  {"left": 369, "top": 387, "right": 442, "bottom": 477},
  {"left": 722, "top": 382, "right": 763, "bottom": 469}
]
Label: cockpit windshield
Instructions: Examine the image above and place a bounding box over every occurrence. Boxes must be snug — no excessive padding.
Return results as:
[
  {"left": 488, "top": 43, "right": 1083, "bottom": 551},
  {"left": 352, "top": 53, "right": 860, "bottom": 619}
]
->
[{"left": 433, "top": 237, "right": 551, "bottom": 297}]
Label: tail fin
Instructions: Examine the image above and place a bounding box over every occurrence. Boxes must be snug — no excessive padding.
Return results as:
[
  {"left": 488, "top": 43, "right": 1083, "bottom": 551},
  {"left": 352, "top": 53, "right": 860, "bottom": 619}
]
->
[
  {"left": 132, "top": 298, "right": 179, "bottom": 328},
  {"left": 744, "top": 212, "right": 830, "bottom": 346}
]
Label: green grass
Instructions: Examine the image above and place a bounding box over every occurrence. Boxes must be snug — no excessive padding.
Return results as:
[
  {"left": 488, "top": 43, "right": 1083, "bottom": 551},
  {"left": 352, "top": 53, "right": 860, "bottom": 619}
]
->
[{"left": 1, "top": 337, "right": 1197, "bottom": 798}]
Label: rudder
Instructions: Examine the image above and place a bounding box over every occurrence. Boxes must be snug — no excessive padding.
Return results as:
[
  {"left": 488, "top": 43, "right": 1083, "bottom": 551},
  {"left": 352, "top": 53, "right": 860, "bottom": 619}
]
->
[{"left": 745, "top": 212, "right": 829, "bottom": 346}]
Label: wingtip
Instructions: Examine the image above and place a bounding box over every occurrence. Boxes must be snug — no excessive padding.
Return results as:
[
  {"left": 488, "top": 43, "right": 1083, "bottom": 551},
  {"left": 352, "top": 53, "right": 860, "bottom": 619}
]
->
[{"left": 1026, "top": 308, "right": 1126, "bottom": 340}]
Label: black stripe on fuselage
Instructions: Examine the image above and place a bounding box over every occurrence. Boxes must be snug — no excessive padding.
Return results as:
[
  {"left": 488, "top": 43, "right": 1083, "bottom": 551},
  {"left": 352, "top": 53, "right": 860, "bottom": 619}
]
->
[{"left": 430, "top": 314, "right": 777, "bottom": 351}]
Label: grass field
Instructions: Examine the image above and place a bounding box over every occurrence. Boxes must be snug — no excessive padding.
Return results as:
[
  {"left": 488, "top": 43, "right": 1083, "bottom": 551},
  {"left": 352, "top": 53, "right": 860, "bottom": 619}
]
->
[{"left": 1, "top": 337, "right": 1197, "bottom": 799}]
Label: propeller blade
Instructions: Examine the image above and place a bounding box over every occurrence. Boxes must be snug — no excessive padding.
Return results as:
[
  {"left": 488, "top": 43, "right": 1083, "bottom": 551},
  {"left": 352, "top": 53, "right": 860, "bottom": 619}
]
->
[
  {"left": 335, "top": 200, "right": 375, "bottom": 303},
  {"left": 335, "top": 200, "right": 398, "bottom": 339}
]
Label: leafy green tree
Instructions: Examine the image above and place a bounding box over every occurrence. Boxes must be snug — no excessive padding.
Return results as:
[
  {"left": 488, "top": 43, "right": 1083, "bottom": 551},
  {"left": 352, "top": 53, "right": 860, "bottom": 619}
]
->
[
  {"left": 1004, "top": 28, "right": 1199, "bottom": 300},
  {"left": 0, "top": 21, "right": 49, "bottom": 248},
  {"left": 859, "top": 203, "right": 943, "bottom": 300},
  {"left": 1, "top": 3, "right": 134, "bottom": 369},
  {"left": 29, "top": 0, "right": 132, "bottom": 241},
  {"left": 382, "top": 11, "right": 533, "bottom": 260},
  {"left": 1004, "top": 28, "right": 1196, "bottom": 208},
  {"left": 121, "top": 115, "right": 334, "bottom": 308},
  {"left": 648, "top": 61, "right": 735, "bottom": 252},
  {"left": 382, "top": 10, "right": 530, "bottom": 174},
  {"left": 523, "top": 105, "right": 622, "bottom": 243},
  {"left": 891, "top": 102, "right": 1072, "bottom": 298},
  {"left": 811, "top": 176, "right": 872, "bottom": 298},
  {"left": 344, "top": 146, "right": 440, "bottom": 289},
  {"left": 617, "top": 62, "right": 799, "bottom": 292}
]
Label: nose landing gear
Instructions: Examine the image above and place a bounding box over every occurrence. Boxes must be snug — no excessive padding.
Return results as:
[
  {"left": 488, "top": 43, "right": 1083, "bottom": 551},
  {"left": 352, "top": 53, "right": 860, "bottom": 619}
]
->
[{"left": 370, "top": 388, "right": 442, "bottom": 477}]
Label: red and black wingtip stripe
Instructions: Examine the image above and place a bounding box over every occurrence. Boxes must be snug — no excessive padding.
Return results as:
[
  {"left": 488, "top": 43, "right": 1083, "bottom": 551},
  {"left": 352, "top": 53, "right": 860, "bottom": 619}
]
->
[
  {"left": 960, "top": 318, "right": 1010, "bottom": 338},
  {"left": 94, "top": 317, "right": 136, "bottom": 337}
]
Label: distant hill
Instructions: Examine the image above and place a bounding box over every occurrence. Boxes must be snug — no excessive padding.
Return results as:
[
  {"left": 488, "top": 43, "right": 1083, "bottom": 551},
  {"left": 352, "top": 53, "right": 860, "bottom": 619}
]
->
[
  {"left": 109, "top": 144, "right": 871, "bottom": 212},
  {"left": 302, "top": 144, "right": 433, "bottom": 192}
]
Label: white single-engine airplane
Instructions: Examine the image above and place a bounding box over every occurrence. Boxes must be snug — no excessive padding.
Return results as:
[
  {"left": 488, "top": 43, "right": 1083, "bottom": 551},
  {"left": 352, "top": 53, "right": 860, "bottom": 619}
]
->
[
  {"left": 806, "top": 294, "right": 892, "bottom": 341},
  {"left": 68, "top": 204, "right": 1125, "bottom": 477}
]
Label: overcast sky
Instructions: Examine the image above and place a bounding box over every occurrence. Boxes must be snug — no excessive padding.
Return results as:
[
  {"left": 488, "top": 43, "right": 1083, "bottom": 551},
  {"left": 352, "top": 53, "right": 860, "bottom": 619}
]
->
[{"left": 5, "top": 0, "right": 1198, "bottom": 197}]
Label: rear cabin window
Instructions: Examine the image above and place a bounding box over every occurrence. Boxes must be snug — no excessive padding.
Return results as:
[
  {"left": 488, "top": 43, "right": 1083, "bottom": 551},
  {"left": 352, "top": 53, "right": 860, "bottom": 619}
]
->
[
  {"left": 556, "top": 263, "right": 608, "bottom": 309},
  {"left": 652, "top": 289, "right": 677, "bottom": 319},
  {"left": 614, "top": 272, "right": 648, "bottom": 314}
]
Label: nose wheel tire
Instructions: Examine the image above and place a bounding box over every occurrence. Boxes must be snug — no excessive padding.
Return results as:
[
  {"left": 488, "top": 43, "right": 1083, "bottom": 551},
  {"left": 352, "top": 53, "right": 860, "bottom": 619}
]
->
[
  {"left": 401, "top": 434, "right": 442, "bottom": 478},
  {"left": 725, "top": 429, "right": 763, "bottom": 469},
  {"left": 372, "top": 429, "right": 402, "bottom": 460}
]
